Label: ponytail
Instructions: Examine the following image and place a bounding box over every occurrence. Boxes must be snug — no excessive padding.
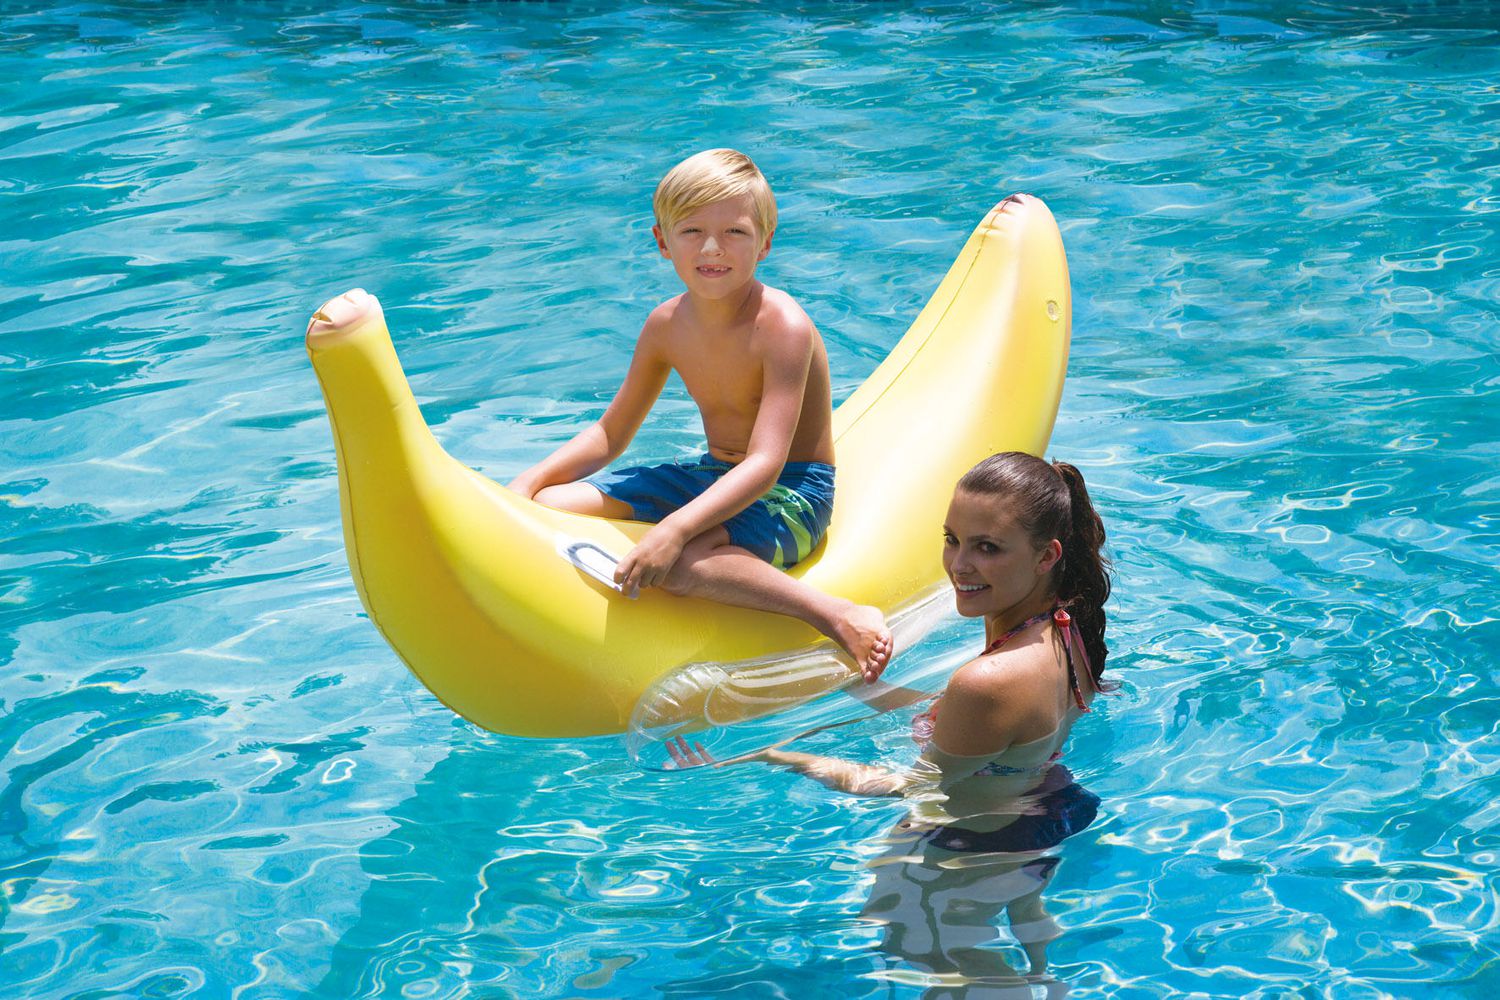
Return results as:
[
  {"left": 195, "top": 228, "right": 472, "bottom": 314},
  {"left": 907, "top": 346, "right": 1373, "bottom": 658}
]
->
[
  {"left": 1050, "top": 461, "right": 1111, "bottom": 679},
  {"left": 956, "top": 452, "right": 1114, "bottom": 687}
]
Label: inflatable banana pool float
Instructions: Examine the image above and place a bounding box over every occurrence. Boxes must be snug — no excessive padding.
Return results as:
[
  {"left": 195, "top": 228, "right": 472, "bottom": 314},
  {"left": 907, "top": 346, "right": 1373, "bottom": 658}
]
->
[{"left": 306, "top": 193, "right": 1071, "bottom": 738}]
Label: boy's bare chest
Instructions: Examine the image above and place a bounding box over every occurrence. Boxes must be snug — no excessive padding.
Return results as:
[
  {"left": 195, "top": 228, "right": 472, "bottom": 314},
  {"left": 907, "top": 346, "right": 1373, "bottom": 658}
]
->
[{"left": 666, "top": 335, "right": 763, "bottom": 411}]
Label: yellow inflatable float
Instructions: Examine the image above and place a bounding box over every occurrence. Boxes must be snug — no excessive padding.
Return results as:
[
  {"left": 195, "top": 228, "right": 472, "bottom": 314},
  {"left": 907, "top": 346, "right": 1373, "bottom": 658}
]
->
[{"left": 306, "top": 193, "right": 1072, "bottom": 738}]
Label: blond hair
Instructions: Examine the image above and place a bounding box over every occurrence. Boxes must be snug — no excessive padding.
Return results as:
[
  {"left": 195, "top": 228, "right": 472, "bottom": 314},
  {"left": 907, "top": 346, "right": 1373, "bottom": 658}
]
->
[{"left": 653, "top": 149, "right": 777, "bottom": 241}]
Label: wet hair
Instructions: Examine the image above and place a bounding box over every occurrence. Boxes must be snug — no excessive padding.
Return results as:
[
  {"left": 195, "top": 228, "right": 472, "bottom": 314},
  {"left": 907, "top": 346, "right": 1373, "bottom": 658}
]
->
[
  {"left": 956, "top": 452, "right": 1114, "bottom": 684},
  {"left": 653, "top": 148, "right": 777, "bottom": 241}
]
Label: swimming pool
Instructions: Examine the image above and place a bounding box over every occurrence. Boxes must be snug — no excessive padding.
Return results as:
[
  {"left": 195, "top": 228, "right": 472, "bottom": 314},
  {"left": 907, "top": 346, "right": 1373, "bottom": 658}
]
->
[{"left": 2, "top": 2, "right": 1496, "bottom": 996}]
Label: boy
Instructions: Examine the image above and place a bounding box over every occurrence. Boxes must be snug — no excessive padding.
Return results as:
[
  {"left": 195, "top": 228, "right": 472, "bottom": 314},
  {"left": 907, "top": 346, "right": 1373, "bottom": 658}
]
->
[{"left": 508, "top": 148, "right": 891, "bottom": 681}]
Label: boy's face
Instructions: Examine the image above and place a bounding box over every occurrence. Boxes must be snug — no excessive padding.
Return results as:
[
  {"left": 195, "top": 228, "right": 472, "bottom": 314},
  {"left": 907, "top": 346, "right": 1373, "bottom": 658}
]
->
[{"left": 653, "top": 194, "right": 773, "bottom": 301}]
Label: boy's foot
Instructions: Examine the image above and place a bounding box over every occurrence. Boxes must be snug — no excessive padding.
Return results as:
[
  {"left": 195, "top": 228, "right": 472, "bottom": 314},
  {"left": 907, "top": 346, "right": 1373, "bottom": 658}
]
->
[{"left": 831, "top": 603, "right": 893, "bottom": 683}]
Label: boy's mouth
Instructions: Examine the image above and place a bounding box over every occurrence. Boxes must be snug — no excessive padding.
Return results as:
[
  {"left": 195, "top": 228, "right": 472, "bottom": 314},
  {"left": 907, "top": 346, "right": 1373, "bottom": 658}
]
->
[{"left": 697, "top": 265, "right": 730, "bottom": 276}]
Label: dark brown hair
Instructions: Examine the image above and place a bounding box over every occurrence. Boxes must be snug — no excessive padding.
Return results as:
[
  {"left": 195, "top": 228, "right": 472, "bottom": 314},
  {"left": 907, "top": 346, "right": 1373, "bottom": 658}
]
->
[{"left": 957, "top": 452, "right": 1113, "bottom": 682}]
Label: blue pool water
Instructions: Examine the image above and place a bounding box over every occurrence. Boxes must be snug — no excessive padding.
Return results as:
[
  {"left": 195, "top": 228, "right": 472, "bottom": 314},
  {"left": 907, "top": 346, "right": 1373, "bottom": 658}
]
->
[{"left": 3, "top": 2, "right": 1498, "bottom": 996}]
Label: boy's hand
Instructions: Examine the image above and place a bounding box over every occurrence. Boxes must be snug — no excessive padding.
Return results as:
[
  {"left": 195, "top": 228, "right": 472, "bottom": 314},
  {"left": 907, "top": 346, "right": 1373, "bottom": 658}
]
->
[{"left": 615, "top": 524, "right": 687, "bottom": 598}]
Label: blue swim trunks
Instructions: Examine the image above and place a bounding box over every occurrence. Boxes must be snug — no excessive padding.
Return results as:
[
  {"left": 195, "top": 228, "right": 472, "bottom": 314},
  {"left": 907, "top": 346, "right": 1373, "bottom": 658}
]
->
[{"left": 587, "top": 454, "right": 835, "bottom": 569}]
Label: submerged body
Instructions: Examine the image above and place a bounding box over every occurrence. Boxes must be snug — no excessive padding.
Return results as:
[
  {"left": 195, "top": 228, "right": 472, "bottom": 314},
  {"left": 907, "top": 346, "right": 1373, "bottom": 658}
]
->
[
  {"left": 901, "top": 607, "right": 1098, "bottom": 848},
  {"left": 671, "top": 452, "right": 1114, "bottom": 986}
]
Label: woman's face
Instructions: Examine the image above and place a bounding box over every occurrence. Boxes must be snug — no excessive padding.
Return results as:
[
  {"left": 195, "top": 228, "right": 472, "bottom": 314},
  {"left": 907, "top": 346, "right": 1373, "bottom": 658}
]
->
[{"left": 941, "top": 489, "right": 1061, "bottom": 620}]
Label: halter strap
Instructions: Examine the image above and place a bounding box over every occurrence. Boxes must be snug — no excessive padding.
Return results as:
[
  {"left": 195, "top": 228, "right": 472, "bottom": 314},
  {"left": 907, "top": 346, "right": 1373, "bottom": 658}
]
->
[
  {"left": 978, "top": 608, "right": 1055, "bottom": 657},
  {"left": 1052, "top": 607, "right": 1091, "bottom": 712},
  {"left": 979, "top": 604, "right": 1091, "bottom": 713}
]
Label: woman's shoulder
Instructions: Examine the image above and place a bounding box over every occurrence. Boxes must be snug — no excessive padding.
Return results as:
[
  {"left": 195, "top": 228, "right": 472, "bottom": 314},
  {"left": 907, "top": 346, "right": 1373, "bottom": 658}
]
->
[
  {"left": 955, "top": 634, "right": 1056, "bottom": 693},
  {"left": 939, "top": 642, "right": 1063, "bottom": 740},
  {"left": 946, "top": 653, "right": 1012, "bottom": 699},
  {"left": 937, "top": 655, "right": 1036, "bottom": 740}
]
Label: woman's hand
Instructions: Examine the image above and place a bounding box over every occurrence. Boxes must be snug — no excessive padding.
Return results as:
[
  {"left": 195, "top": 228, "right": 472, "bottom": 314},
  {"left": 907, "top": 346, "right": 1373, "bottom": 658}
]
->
[
  {"left": 615, "top": 523, "right": 688, "bottom": 598},
  {"left": 911, "top": 698, "right": 941, "bottom": 745},
  {"left": 666, "top": 738, "right": 790, "bottom": 770},
  {"left": 665, "top": 736, "right": 715, "bottom": 769}
]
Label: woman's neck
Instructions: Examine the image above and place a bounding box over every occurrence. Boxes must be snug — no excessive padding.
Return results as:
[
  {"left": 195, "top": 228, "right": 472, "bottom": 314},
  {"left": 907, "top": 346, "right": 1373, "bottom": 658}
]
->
[{"left": 983, "top": 584, "right": 1059, "bottom": 645}]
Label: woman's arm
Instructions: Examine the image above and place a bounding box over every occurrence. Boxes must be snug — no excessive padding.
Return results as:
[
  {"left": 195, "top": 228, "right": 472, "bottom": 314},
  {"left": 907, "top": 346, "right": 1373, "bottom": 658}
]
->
[
  {"left": 928, "top": 657, "right": 1030, "bottom": 758},
  {"left": 845, "top": 680, "right": 937, "bottom": 714},
  {"left": 756, "top": 748, "right": 913, "bottom": 797},
  {"left": 759, "top": 659, "right": 1030, "bottom": 794},
  {"left": 668, "top": 737, "right": 914, "bottom": 797},
  {"left": 667, "top": 651, "right": 1033, "bottom": 796}
]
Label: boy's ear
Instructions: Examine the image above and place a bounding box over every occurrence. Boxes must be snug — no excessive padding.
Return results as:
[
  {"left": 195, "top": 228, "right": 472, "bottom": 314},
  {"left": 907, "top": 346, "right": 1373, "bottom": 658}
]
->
[
  {"left": 758, "top": 228, "right": 775, "bottom": 261},
  {"left": 653, "top": 224, "right": 670, "bottom": 258}
]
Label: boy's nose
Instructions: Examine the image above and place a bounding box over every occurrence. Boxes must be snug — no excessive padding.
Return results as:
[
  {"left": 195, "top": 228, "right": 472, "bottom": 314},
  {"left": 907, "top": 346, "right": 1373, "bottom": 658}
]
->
[{"left": 702, "top": 235, "right": 723, "bottom": 254}]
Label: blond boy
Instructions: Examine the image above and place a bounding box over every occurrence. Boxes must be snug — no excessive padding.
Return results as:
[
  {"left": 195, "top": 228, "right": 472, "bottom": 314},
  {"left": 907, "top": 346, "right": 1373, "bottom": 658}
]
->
[{"left": 508, "top": 149, "right": 891, "bottom": 679}]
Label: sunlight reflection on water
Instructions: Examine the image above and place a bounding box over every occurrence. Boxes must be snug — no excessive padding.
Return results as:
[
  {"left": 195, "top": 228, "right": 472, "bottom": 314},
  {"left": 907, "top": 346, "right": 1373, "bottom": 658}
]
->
[{"left": 2, "top": 2, "right": 1498, "bottom": 997}]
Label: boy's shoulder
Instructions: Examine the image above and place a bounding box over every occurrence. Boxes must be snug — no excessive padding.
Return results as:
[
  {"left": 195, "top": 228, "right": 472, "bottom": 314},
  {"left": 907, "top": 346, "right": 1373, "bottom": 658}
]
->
[
  {"left": 755, "top": 283, "right": 815, "bottom": 334},
  {"left": 753, "top": 287, "right": 822, "bottom": 367}
]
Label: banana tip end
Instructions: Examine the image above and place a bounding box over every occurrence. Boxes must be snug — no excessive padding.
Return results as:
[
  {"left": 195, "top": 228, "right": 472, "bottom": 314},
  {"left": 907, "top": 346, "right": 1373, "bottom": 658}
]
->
[{"left": 306, "top": 288, "right": 384, "bottom": 347}]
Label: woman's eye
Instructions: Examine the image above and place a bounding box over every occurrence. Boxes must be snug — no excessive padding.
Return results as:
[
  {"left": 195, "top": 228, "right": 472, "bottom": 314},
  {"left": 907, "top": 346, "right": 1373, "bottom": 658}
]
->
[
  {"left": 942, "top": 533, "right": 957, "bottom": 546},
  {"left": 978, "top": 543, "right": 999, "bottom": 555}
]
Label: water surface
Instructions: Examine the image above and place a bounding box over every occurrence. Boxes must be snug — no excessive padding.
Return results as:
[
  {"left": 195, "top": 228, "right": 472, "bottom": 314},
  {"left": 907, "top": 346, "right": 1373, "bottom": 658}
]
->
[{"left": 2, "top": 2, "right": 1497, "bottom": 997}]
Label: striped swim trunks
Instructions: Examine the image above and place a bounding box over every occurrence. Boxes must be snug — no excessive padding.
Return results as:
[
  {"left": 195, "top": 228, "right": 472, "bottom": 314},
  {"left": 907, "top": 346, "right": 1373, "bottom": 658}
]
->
[{"left": 587, "top": 454, "right": 835, "bottom": 569}]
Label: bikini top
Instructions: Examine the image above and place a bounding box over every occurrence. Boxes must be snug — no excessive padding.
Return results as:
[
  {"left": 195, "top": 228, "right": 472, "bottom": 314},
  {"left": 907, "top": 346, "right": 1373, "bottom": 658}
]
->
[{"left": 912, "top": 605, "right": 1092, "bottom": 775}]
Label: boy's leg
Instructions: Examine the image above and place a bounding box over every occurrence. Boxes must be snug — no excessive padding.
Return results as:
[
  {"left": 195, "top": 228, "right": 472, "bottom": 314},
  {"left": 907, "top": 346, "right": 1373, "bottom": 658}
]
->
[
  {"left": 661, "top": 528, "right": 893, "bottom": 681},
  {"left": 534, "top": 482, "right": 634, "bottom": 519}
]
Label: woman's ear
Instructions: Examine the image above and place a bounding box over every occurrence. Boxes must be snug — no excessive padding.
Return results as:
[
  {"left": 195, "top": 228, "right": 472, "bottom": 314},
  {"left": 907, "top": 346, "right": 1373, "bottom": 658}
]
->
[{"left": 1036, "top": 538, "right": 1063, "bottom": 576}]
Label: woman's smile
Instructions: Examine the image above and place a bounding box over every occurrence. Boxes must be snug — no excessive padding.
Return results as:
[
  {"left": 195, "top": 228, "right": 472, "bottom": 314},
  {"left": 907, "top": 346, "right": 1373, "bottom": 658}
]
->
[{"left": 942, "top": 488, "right": 1060, "bottom": 626}]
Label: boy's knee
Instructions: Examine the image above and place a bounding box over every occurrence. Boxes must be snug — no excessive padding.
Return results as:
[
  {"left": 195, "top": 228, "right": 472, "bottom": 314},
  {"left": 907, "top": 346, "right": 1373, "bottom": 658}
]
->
[
  {"left": 533, "top": 482, "right": 630, "bottom": 519},
  {"left": 660, "top": 539, "right": 720, "bottom": 596},
  {"left": 533, "top": 484, "right": 569, "bottom": 507},
  {"left": 660, "top": 530, "right": 740, "bottom": 596},
  {"left": 659, "top": 561, "right": 698, "bottom": 597}
]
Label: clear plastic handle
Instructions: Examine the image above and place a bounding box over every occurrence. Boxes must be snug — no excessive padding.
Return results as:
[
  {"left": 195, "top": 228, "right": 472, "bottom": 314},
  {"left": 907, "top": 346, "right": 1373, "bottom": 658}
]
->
[
  {"left": 627, "top": 585, "right": 958, "bottom": 770},
  {"left": 557, "top": 537, "right": 628, "bottom": 595}
]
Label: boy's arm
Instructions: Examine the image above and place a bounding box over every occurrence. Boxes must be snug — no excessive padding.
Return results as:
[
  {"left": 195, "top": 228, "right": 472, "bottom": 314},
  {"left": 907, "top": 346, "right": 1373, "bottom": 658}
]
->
[
  {"left": 508, "top": 318, "right": 671, "bottom": 499},
  {"left": 616, "top": 315, "right": 813, "bottom": 593}
]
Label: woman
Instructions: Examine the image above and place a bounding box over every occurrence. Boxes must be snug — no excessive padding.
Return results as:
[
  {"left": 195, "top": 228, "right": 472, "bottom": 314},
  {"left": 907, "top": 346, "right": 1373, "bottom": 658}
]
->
[{"left": 671, "top": 452, "right": 1113, "bottom": 989}]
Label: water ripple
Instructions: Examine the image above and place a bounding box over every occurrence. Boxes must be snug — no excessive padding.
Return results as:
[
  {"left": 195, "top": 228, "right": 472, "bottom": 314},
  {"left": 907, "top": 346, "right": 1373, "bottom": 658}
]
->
[{"left": 3, "top": 2, "right": 1499, "bottom": 998}]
